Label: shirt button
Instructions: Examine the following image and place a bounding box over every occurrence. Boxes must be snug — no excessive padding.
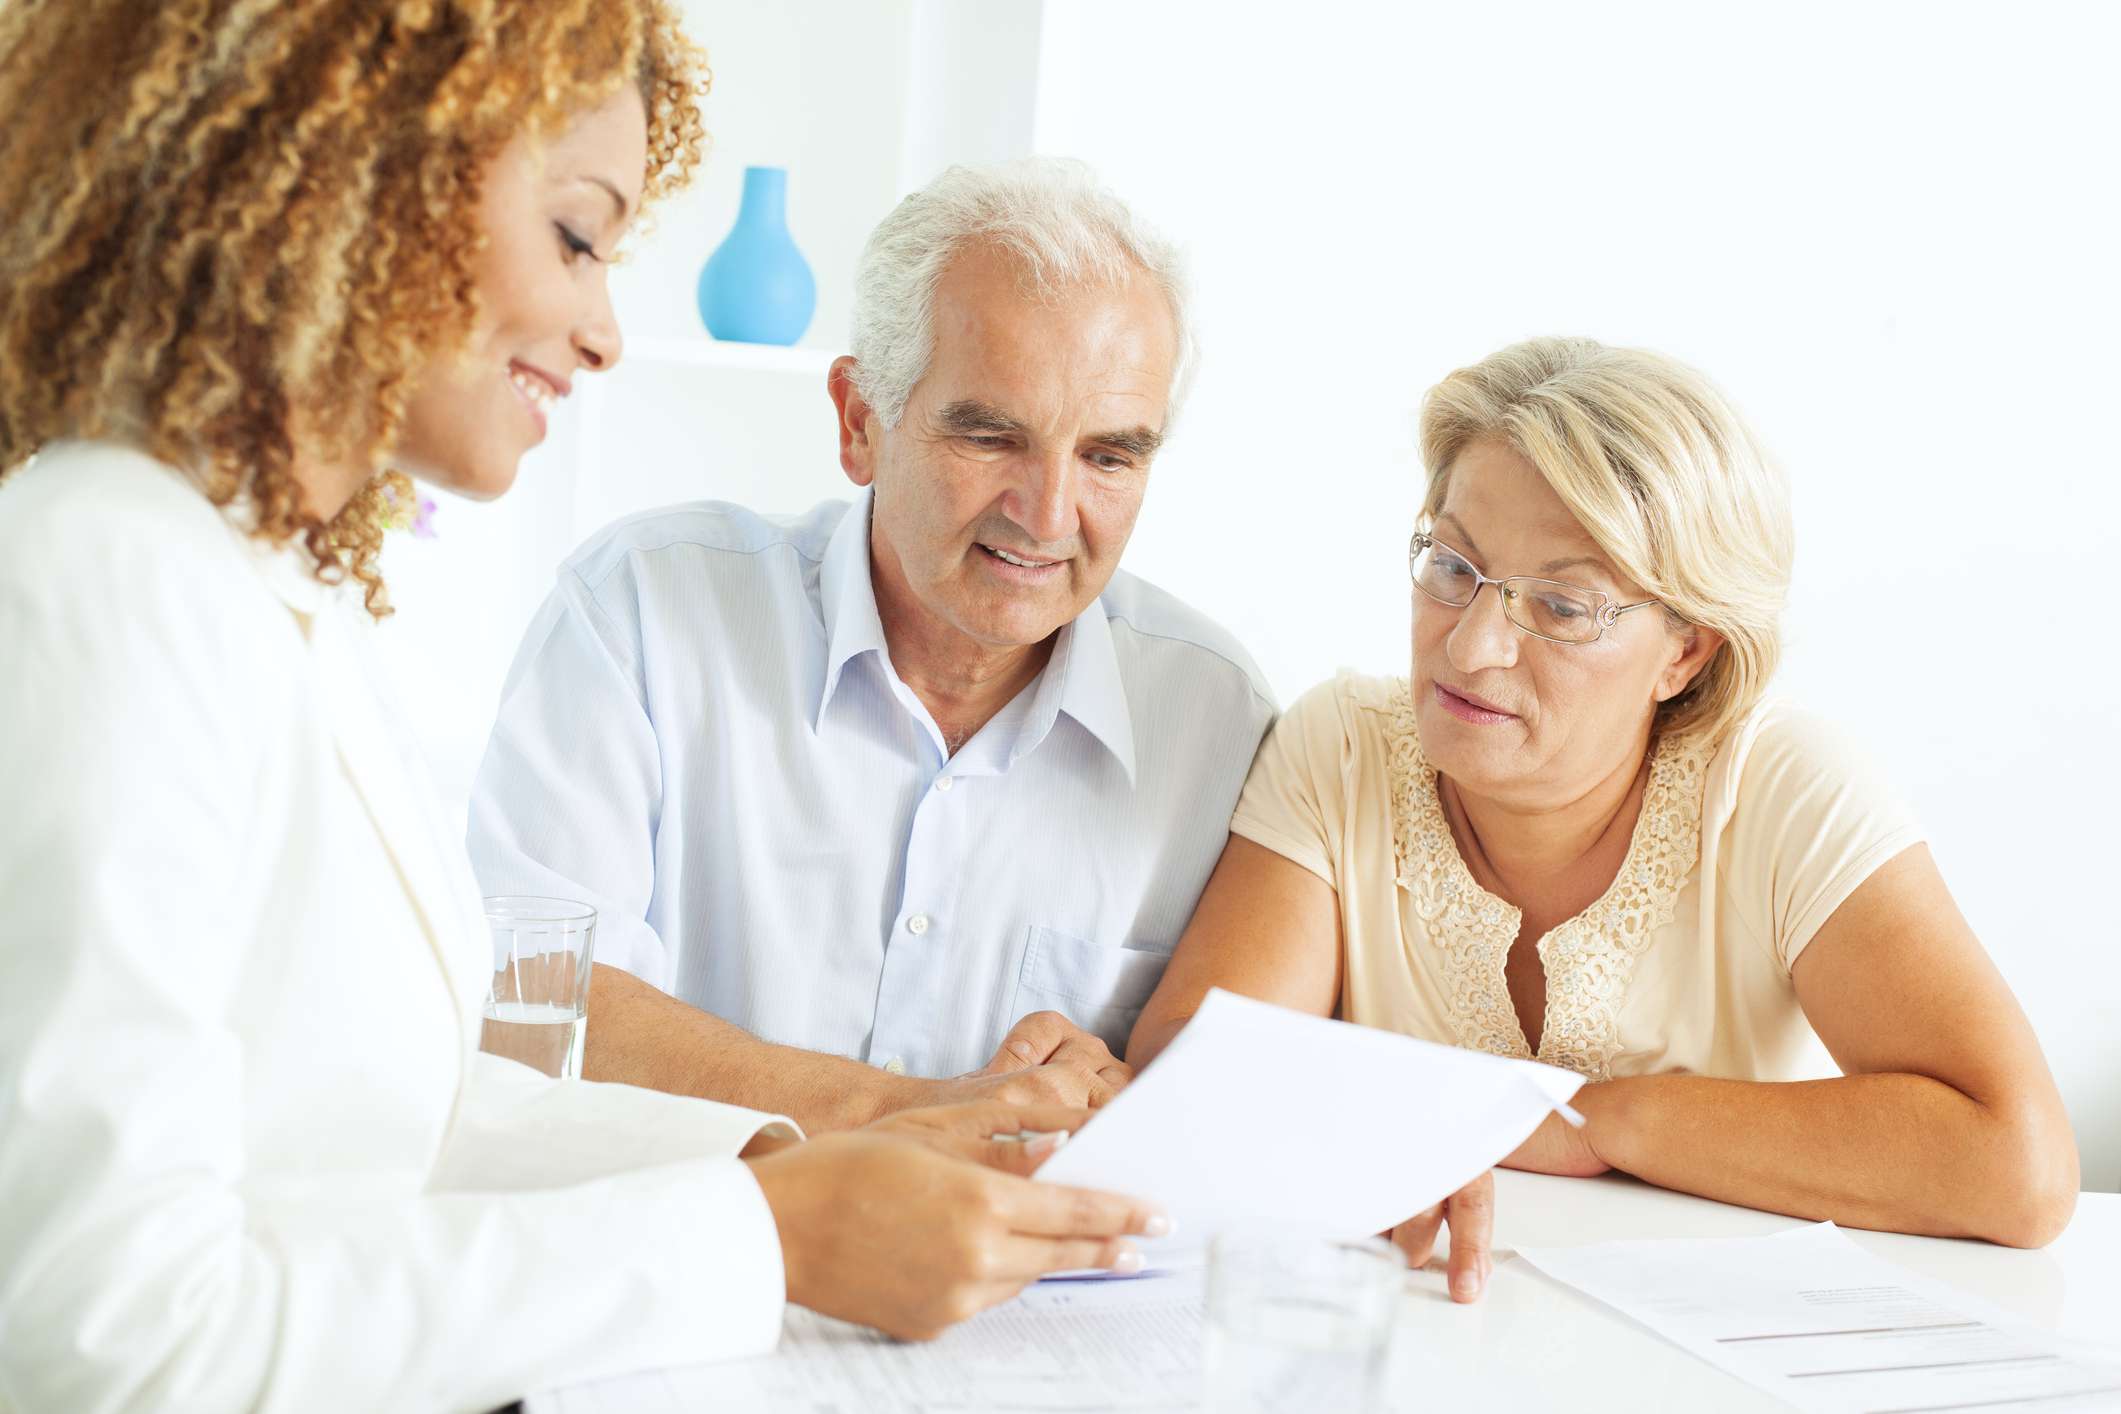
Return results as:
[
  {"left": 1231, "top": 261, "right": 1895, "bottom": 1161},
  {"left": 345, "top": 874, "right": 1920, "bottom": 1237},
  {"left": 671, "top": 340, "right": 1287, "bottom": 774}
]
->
[
  {"left": 883, "top": 1056, "right": 907, "bottom": 1075},
  {"left": 933, "top": 775, "right": 954, "bottom": 792},
  {"left": 906, "top": 914, "right": 930, "bottom": 936}
]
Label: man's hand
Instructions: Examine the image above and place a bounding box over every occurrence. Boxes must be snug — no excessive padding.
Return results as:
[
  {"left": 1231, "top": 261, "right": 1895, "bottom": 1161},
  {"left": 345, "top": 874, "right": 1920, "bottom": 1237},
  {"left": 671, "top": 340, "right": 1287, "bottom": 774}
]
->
[
  {"left": 1388, "top": 1170, "right": 1495, "bottom": 1303},
  {"left": 981, "top": 1011, "right": 1132, "bottom": 1084},
  {"left": 876, "top": 1012, "right": 1134, "bottom": 1117},
  {"left": 745, "top": 1125, "right": 1167, "bottom": 1341}
]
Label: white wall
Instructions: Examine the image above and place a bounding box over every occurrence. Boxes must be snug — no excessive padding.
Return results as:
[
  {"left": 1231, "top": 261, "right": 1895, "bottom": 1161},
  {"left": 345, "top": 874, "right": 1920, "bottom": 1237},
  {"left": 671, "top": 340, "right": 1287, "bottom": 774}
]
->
[
  {"left": 1035, "top": 0, "right": 2121, "bottom": 1187},
  {"left": 375, "top": 0, "right": 2121, "bottom": 1189}
]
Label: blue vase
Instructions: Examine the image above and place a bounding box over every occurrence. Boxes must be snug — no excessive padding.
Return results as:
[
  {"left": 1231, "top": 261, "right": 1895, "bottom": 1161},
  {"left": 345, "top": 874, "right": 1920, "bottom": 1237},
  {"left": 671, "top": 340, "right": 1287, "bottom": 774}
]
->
[{"left": 697, "top": 166, "right": 816, "bottom": 346}]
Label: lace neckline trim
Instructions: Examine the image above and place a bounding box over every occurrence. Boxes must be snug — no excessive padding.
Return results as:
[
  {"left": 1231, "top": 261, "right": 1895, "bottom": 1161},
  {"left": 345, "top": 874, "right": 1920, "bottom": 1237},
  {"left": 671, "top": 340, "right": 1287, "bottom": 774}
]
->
[{"left": 1384, "top": 682, "right": 1713, "bottom": 1080}]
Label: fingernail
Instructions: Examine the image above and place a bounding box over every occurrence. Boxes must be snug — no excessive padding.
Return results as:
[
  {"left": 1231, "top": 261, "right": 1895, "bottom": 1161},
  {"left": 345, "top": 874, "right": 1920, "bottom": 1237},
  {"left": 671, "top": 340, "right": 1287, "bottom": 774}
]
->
[
  {"left": 1142, "top": 1213, "right": 1174, "bottom": 1239},
  {"left": 1453, "top": 1270, "right": 1480, "bottom": 1299},
  {"left": 1009, "top": 1040, "right": 1034, "bottom": 1059},
  {"left": 1025, "top": 1129, "right": 1069, "bottom": 1157},
  {"left": 1112, "top": 1247, "right": 1145, "bottom": 1274}
]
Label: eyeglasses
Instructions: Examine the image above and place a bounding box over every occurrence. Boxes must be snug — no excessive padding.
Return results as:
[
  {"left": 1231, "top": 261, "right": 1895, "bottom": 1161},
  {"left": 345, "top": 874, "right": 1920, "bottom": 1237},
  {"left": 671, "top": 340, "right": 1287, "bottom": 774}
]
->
[{"left": 1409, "top": 531, "right": 1661, "bottom": 645}]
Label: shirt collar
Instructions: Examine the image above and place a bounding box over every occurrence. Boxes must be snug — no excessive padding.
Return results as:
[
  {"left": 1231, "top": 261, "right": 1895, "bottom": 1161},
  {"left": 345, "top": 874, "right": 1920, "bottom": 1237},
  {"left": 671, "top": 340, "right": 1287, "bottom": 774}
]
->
[
  {"left": 225, "top": 497, "right": 341, "bottom": 619},
  {"left": 815, "top": 488, "right": 892, "bottom": 728},
  {"left": 813, "top": 491, "right": 1138, "bottom": 782},
  {"left": 67, "top": 438, "right": 341, "bottom": 619},
  {"left": 1040, "top": 593, "right": 1137, "bottom": 784}
]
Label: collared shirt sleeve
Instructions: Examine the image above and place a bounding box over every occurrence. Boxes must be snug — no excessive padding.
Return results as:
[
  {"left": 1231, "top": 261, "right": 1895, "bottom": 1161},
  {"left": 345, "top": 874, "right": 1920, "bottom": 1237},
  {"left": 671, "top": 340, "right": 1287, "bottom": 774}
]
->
[{"left": 467, "top": 563, "right": 673, "bottom": 987}]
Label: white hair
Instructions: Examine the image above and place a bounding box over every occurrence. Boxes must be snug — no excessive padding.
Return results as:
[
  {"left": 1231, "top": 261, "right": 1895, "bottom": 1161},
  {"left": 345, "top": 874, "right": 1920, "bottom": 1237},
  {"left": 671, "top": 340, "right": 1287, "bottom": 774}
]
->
[{"left": 848, "top": 156, "right": 1196, "bottom": 429}]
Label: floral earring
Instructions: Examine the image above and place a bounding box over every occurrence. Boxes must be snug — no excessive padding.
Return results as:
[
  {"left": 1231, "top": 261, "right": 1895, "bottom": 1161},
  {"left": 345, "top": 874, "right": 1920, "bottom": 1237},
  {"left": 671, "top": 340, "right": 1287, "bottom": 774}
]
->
[{"left": 378, "top": 476, "right": 437, "bottom": 539}]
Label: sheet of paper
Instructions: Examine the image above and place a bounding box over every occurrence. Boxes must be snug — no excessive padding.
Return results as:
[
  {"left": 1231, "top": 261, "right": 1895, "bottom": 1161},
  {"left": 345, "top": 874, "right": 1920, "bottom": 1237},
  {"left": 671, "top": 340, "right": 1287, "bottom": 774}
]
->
[
  {"left": 1518, "top": 1221, "right": 2121, "bottom": 1413},
  {"left": 1033, "top": 988, "right": 1584, "bottom": 1249},
  {"left": 528, "top": 1275, "right": 1207, "bottom": 1414}
]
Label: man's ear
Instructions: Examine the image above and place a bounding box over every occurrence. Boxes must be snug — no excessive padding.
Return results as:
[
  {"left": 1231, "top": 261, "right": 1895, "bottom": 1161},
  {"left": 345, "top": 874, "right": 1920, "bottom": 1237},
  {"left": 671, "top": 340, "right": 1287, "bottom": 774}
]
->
[
  {"left": 1656, "top": 622, "right": 1725, "bottom": 704},
  {"left": 829, "top": 356, "right": 879, "bottom": 488}
]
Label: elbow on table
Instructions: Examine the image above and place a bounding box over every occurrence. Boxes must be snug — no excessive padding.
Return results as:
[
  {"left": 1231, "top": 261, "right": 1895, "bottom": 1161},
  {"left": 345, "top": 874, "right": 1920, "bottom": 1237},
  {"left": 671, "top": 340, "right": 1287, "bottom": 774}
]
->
[{"left": 1977, "top": 1115, "right": 2081, "bottom": 1249}]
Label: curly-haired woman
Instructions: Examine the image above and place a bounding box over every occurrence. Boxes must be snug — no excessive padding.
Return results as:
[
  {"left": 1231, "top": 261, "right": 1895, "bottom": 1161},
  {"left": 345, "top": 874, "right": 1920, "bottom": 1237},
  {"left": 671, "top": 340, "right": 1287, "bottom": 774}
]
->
[
  {"left": 0, "top": 4, "right": 1160, "bottom": 1409},
  {"left": 1131, "top": 337, "right": 2080, "bottom": 1300}
]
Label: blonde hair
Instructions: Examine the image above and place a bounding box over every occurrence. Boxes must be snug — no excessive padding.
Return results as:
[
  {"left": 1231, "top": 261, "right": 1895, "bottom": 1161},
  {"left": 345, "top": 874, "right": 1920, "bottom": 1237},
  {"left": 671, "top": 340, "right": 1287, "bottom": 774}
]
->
[
  {"left": 1418, "top": 337, "right": 1793, "bottom": 744},
  {"left": 0, "top": 0, "right": 709, "bottom": 615}
]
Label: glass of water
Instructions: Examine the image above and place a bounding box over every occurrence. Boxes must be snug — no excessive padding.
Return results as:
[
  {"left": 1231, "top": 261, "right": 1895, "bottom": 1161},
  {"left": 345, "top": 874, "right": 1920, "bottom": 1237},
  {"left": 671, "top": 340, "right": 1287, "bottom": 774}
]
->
[
  {"left": 479, "top": 897, "right": 596, "bottom": 1079},
  {"left": 1202, "top": 1229, "right": 1404, "bottom": 1414}
]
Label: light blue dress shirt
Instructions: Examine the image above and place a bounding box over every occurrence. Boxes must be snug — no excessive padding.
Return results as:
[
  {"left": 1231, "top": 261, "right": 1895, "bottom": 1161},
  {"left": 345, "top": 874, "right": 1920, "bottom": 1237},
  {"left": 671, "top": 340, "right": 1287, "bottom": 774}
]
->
[{"left": 467, "top": 491, "right": 1275, "bottom": 1079}]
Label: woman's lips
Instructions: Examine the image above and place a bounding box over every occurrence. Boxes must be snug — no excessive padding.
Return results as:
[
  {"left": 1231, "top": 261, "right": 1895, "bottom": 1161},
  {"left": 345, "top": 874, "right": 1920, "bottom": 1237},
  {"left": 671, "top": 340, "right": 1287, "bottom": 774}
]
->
[
  {"left": 506, "top": 373, "right": 547, "bottom": 440},
  {"left": 1433, "top": 681, "right": 1517, "bottom": 725},
  {"left": 507, "top": 360, "right": 562, "bottom": 441}
]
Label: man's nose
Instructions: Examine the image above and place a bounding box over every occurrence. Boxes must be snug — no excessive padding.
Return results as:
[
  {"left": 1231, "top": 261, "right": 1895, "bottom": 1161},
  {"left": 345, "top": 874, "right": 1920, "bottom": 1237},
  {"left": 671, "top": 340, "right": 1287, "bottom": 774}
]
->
[
  {"left": 1003, "top": 448, "right": 1078, "bottom": 547},
  {"left": 1445, "top": 582, "right": 1520, "bottom": 674}
]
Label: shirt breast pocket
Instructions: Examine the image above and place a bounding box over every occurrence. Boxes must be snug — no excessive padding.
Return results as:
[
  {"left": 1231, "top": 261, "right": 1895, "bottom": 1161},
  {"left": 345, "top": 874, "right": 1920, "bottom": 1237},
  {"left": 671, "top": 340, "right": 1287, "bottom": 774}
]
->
[{"left": 1009, "top": 926, "right": 1171, "bottom": 1059}]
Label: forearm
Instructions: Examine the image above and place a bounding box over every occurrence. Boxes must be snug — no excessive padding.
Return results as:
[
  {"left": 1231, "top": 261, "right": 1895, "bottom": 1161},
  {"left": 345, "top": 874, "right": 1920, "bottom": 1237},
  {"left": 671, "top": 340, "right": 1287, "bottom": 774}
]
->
[
  {"left": 1578, "top": 1072, "right": 2080, "bottom": 1247},
  {"left": 1127, "top": 837, "right": 1344, "bottom": 1069},
  {"left": 584, "top": 964, "right": 908, "bottom": 1133},
  {"left": 1125, "top": 1006, "right": 1194, "bottom": 1069}
]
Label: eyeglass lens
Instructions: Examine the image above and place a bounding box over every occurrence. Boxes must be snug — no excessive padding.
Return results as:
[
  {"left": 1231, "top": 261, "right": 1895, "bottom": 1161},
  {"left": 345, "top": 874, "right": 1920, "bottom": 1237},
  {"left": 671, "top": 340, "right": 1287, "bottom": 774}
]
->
[{"left": 1411, "top": 538, "right": 1605, "bottom": 644}]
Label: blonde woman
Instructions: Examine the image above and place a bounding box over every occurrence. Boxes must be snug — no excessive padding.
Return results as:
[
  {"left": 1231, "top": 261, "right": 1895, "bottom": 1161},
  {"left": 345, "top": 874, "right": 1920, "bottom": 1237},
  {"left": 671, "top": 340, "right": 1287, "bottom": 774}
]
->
[
  {"left": 1131, "top": 337, "right": 2078, "bottom": 1301},
  {"left": 0, "top": 4, "right": 1157, "bottom": 1410}
]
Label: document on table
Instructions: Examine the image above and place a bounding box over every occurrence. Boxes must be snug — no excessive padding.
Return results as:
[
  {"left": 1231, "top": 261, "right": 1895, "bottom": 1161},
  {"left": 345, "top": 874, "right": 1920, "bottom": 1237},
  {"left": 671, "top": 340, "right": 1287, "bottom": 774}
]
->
[
  {"left": 529, "top": 989, "right": 1584, "bottom": 1412},
  {"left": 1034, "top": 987, "right": 1585, "bottom": 1251},
  {"left": 526, "top": 1275, "right": 1208, "bottom": 1414},
  {"left": 1518, "top": 1222, "right": 2121, "bottom": 1413}
]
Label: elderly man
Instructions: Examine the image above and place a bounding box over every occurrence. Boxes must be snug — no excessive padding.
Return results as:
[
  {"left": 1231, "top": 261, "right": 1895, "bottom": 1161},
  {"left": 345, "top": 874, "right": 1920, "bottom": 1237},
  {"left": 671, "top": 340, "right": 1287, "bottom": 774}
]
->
[{"left": 467, "top": 159, "right": 1272, "bottom": 1133}]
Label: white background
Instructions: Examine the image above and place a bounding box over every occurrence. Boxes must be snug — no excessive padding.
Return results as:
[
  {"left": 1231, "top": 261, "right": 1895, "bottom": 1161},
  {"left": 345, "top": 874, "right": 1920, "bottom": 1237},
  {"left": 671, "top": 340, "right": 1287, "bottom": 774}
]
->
[{"left": 373, "top": 0, "right": 2121, "bottom": 1189}]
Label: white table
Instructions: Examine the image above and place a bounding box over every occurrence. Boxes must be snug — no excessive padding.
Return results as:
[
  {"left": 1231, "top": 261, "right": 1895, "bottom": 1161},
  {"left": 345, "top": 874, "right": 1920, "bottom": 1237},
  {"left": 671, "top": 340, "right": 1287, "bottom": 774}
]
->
[
  {"left": 1390, "top": 1170, "right": 2121, "bottom": 1410},
  {"left": 538, "top": 1174, "right": 2119, "bottom": 1412}
]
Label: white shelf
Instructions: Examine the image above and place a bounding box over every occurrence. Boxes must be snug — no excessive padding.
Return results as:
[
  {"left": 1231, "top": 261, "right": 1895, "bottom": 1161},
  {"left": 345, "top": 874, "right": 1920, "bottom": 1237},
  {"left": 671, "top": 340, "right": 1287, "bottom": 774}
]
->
[{"left": 625, "top": 335, "right": 839, "bottom": 376}]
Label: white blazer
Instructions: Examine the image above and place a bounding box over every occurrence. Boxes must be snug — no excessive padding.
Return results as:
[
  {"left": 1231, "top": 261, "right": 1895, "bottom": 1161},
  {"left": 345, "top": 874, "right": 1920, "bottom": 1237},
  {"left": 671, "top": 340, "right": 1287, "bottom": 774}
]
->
[{"left": 0, "top": 443, "right": 798, "bottom": 1413}]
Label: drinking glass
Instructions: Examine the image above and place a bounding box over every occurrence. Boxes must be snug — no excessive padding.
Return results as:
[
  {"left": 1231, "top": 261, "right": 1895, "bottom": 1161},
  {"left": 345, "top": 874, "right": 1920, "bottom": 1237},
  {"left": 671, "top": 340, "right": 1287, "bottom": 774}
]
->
[
  {"left": 1202, "top": 1230, "right": 1404, "bottom": 1413},
  {"left": 479, "top": 897, "right": 596, "bottom": 1079}
]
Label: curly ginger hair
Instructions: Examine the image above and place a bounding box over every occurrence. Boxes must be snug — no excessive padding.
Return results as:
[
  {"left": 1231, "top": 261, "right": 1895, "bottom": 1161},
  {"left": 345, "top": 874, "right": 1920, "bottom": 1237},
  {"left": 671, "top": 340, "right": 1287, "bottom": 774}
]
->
[{"left": 0, "top": 0, "right": 708, "bottom": 614}]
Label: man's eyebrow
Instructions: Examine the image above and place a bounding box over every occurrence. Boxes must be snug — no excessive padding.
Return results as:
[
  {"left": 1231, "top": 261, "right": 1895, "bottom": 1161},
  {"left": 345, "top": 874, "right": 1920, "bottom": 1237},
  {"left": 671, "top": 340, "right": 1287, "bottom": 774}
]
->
[
  {"left": 1093, "top": 425, "right": 1163, "bottom": 459},
  {"left": 575, "top": 174, "right": 630, "bottom": 220},
  {"left": 931, "top": 404, "right": 1162, "bottom": 458},
  {"left": 934, "top": 401, "right": 1024, "bottom": 435}
]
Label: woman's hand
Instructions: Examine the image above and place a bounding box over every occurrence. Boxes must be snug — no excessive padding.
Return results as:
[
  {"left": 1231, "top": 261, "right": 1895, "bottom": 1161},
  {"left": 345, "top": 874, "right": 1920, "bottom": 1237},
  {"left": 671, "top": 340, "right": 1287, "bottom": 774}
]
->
[
  {"left": 1500, "top": 1094, "right": 1611, "bottom": 1179},
  {"left": 865, "top": 1100, "right": 1096, "bottom": 1176},
  {"left": 1388, "top": 1169, "right": 1495, "bottom": 1303},
  {"left": 743, "top": 1113, "right": 1167, "bottom": 1341}
]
